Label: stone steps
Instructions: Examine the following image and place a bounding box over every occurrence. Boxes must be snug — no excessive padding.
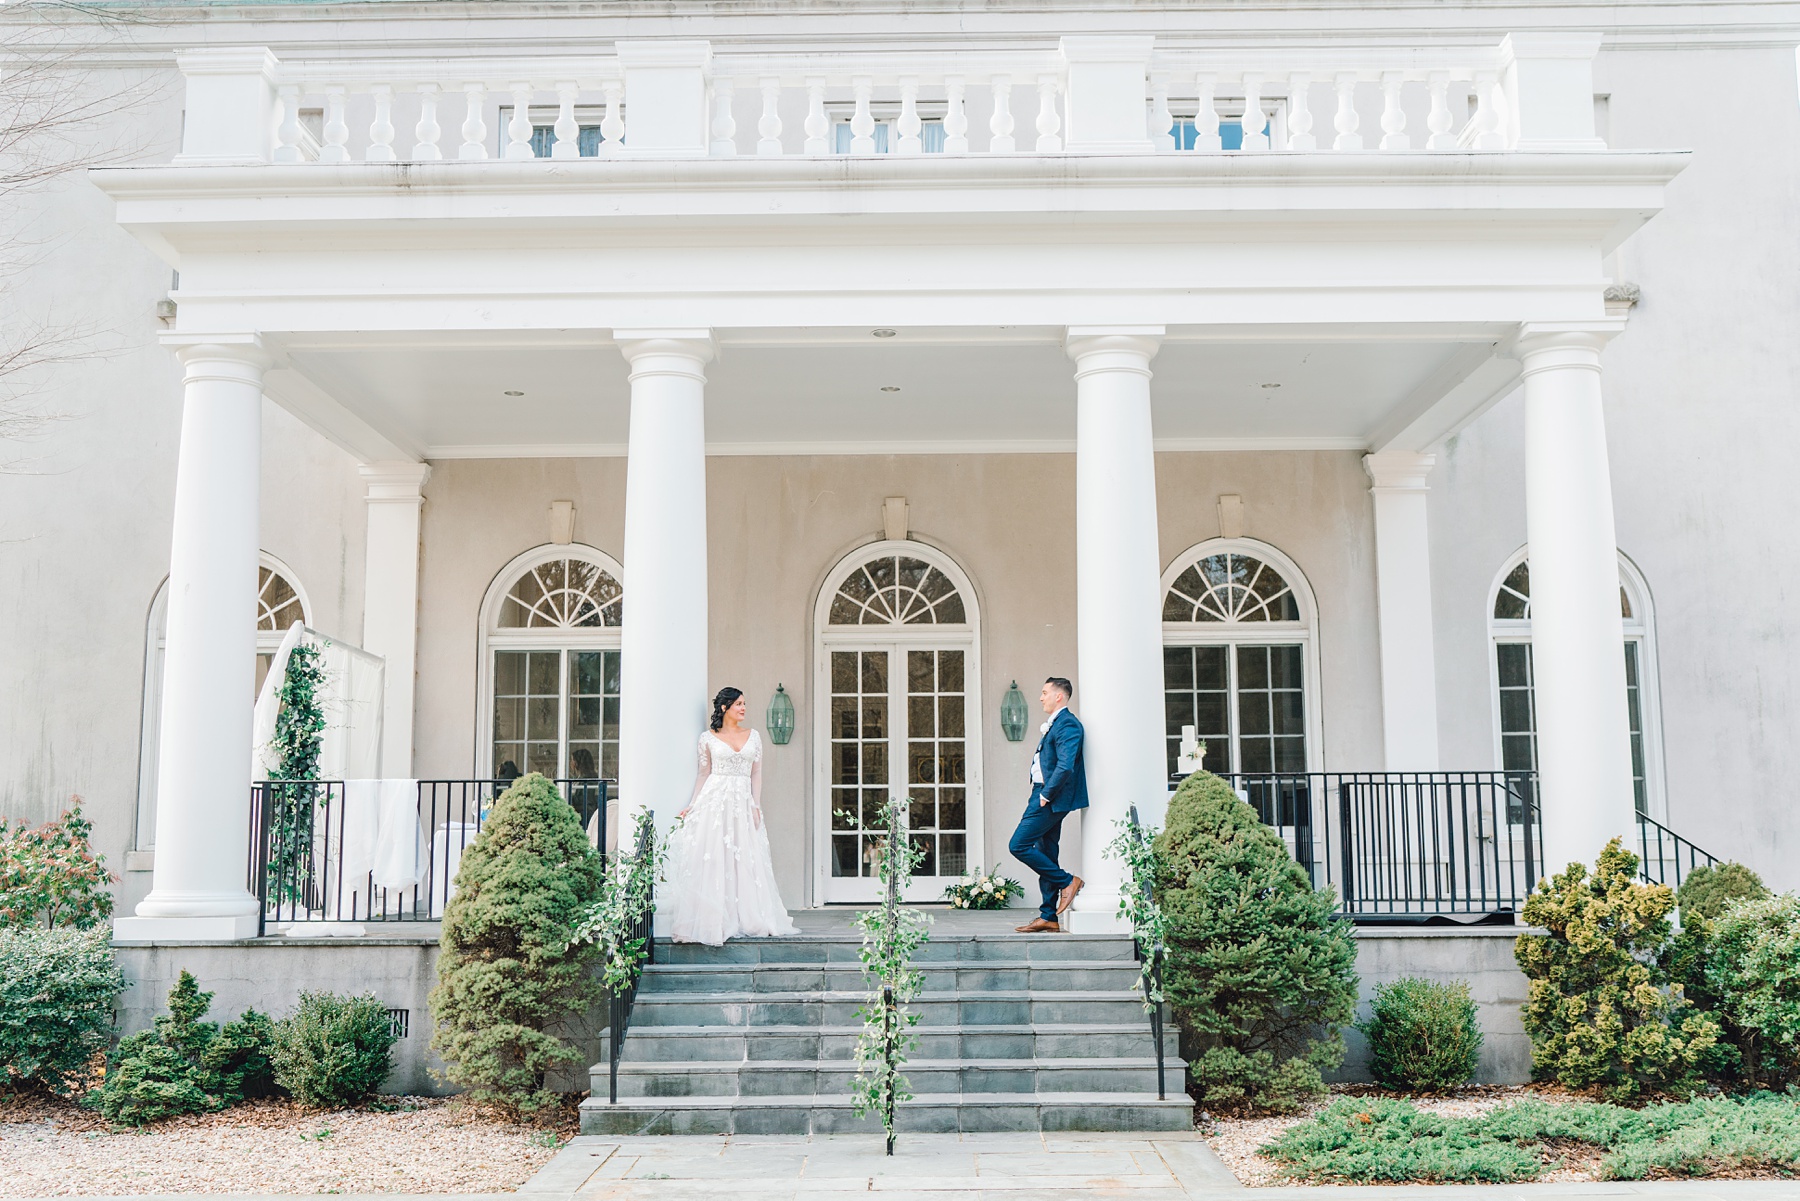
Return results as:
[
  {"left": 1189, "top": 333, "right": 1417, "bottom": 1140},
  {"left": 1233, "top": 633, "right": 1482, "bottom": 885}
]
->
[{"left": 580, "top": 924, "right": 1190, "bottom": 1136}]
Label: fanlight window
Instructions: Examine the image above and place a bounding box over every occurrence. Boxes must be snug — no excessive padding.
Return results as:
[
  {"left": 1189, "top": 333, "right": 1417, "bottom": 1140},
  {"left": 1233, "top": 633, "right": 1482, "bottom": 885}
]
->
[
  {"left": 498, "top": 557, "right": 623, "bottom": 629},
  {"left": 828, "top": 554, "right": 966, "bottom": 626},
  {"left": 257, "top": 566, "right": 306, "bottom": 631},
  {"left": 1163, "top": 553, "right": 1300, "bottom": 623},
  {"left": 1491, "top": 562, "right": 1630, "bottom": 621}
]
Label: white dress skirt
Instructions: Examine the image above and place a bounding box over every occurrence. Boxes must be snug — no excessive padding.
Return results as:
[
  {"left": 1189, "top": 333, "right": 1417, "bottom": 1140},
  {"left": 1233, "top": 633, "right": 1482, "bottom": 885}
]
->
[{"left": 663, "top": 729, "right": 800, "bottom": 945}]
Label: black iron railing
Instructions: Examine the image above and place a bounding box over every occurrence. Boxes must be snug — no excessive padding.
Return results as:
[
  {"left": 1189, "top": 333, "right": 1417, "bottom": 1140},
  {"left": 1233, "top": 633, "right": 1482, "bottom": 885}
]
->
[
  {"left": 1636, "top": 811, "right": 1718, "bottom": 891},
  {"left": 250, "top": 778, "right": 614, "bottom": 934},
  {"left": 1124, "top": 804, "right": 1167, "bottom": 1101},
  {"left": 607, "top": 813, "right": 657, "bottom": 1104},
  {"left": 1179, "top": 771, "right": 1542, "bottom": 922}
]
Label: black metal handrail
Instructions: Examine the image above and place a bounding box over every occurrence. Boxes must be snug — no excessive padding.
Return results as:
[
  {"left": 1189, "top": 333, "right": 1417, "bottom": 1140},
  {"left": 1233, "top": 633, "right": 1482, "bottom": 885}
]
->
[
  {"left": 607, "top": 812, "right": 657, "bottom": 1104},
  {"left": 1635, "top": 811, "right": 1718, "bottom": 891},
  {"left": 1176, "top": 771, "right": 1542, "bottom": 923},
  {"left": 1124, "top": 804, "right": 1167, "bottom": 1101},
  {"left": 251, "top": 777, "right": 615, "bottom": 934}
]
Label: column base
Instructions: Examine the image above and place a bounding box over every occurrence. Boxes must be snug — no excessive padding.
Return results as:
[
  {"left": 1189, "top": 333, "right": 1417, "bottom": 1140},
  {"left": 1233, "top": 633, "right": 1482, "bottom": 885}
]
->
[
  {"left": 1063, "top": 896, "right": 1128, "bottom": 935},
  {"left": 113, "top": 913, "right": 260, "bottom": 942}
]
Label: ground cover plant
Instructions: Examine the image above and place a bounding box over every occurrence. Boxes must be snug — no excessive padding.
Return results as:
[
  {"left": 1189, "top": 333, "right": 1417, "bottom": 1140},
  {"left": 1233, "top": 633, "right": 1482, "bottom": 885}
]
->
[
  {"left": 1358, "top": 977, "right": 1482, "bottom": 1092},
  {"left": 89, "top": 971, "right": 277, "bottom": 1126},
  {"left": 0, "top": 926, "right": 125, "bottom": 1094},
  {"left": 270, "top": 991, "right": 398, "bottom": 1108},
  {"left": 1259, "top": 1092, "right": 1800, "bottom": 1183},
  {"left": 1515, "top": 838, "right": 1721, "bottom": 1100},
  {"left": 1156, "top": 770, "right": 1359, "bottom": 1112},
  {"left": 430, "top": 773, "right": 605, "bottom": 1113}
]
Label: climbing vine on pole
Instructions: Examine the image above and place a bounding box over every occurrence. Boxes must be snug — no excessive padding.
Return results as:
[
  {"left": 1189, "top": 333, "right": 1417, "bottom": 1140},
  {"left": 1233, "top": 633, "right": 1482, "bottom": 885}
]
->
[
  {"left": 850, "top": 797, "right": 932, "bottom": 1155},
  {"left": 268, "top": 642, "right": 326, "bottom": 906}
]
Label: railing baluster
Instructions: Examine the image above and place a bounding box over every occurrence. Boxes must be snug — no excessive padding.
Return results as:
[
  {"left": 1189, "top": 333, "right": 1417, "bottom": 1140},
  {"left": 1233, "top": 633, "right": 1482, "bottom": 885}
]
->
[
  {"left": 943, "top": 76, "right": 969, "bottom": 153},
  {"left": 414, "top": 83, "right": 444, "bottom": 160},
  {"left": 367, "top": 84, "right": 396, "bottom": 162},
  {"left": 1034, "top": 74, "right": 1061, "bottom": 152},
  {"left": 1287, "top": 72, "right": 1315, "bottom": 152},
  {"left": 554, "top": 81, "right": 582, "bottom": 158},
  {"left": 803, "top": 77, "right": 829, "bottom": 154},
  {"left": 505, "top": 83, "right": 535, "bottom": 159},
  {"left": 1193, "top": 73, "right": 1222, "bottom": 151},
  {"left": 1379, "top": 71, "right": 1409, "bottom": 149},
  {"left": 758, "top": 76, "right": 785, "bottom": 155},
  {"left": 1332, "top": 73, "right": 1361, "bottom": 151},
  {"left": 710, "top": 77, "right": 737, "bottom": 156},
  {"left": 459, "top": 82, "right": 488, "bottom": 160},
  {"left": 988, "top": 76, "right": 1016, "bottom": 153}
]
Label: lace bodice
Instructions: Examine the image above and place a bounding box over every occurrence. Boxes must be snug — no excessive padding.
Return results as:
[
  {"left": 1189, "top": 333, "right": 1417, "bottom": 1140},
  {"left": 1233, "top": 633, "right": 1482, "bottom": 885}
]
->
[{"left": 699, "top": 729, "right": 761, "bottom": 778}]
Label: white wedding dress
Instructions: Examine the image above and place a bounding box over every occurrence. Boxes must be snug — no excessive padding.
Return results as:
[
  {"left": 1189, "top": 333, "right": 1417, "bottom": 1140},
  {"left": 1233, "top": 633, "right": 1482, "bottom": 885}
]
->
[{"left": 663, "top": 728, "right": 799, "bottom": 945}]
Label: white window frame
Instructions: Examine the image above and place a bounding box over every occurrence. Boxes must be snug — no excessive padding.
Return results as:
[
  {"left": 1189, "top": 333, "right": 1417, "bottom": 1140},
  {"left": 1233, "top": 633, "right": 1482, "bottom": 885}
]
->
[
  {"left": 136, "top": 552, "right": 312, "bottom": 851},
  {"left": 1485, "top": 546, "right": 1667, "bottom": 822},
  {"left": 1160, "top": 537, "right": 1323, "bottom": 779},
  {"left": 475, "top": 543, "right": 624, "bottom": 783},
  {"left": 811, "top": 538, "right": 984, "bottom": 905}
]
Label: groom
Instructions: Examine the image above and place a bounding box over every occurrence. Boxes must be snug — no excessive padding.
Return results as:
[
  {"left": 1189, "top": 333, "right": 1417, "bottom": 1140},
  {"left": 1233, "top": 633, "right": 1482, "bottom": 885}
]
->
[{"left": 1009, "top": 677, "right": 1087, "bottom": 933}]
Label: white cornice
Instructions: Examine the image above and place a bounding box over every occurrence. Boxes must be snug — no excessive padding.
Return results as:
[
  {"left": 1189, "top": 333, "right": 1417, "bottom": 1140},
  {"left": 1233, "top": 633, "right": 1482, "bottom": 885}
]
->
[{"left": 420, "top": 435, "right": 1370, "bottom": 459}]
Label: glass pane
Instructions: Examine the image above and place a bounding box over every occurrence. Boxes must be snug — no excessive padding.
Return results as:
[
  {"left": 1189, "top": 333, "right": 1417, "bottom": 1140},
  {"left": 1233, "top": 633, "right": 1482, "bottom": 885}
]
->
[
  {"left": 911, "top": 832, "right": 937, "bottom": 877},
  {"left": 941, "top": 742, "right": 966, "bottom": 785},
  {"left": 574, "top": 651, "right": 601, "bottom": 693},
  {"left": 861, "top": 651, "right": 887, "bottom": 692},
  {"left": 528, "top": 651, "right": 558, "bottom": 694},
  {"left": 526, "top": 742, "right": 558, "bottom": 776},
  {"left": 934, "top": 593, "right": 966, "bottom": 624},
  {"left": 909, "top": 695, "right": 933, "bottom": 735},
  {"left": 832, "top": 651, "right": 856, "bottom": 692},
  {"left": 939, "top": 833, "right": 967, "bottom": 877},
  {"left": 1496, "top": 642, "right": 1532, "bottom": 688},
  {"left": 832, "top": 791, "right": 857, "bottom": 829},
  {"left": 571, "top": 697, "right": 599, "bottom": 740},
  {"left": 1163, "top": 646, "right": 1194, "bottom": 689},
  {"left": 1195, "top": 646, "right": 1228, "bottom": 689},
  {"left": 938, "top": 651, "right": 964, "bottom": 692},
  {"left": 568, "top": 743, "right": 599, "bottom": 778},
  {"left": 832, "top": 835, "right": 860, "bottom": 877},
  {"left": 939, "top": 695, "right": 965, "bottom": 738},
  {"left": 909, "top": 794, "right": 935, "bottom": 829},
  {"left": 494, "top": 650, "right": 525, "bottom": 694},
  {"left": 862, "top": 697, "right": 887, "bottom": 739},
  {"left": 909, "top": 742, "right": 936, "bottom": 784},
  {"left": 1269, "top": 645, "right": 1304, "bottom": 689},
  {"left": 1237, "top": 646, "right": 1268, "bottom": 689},
  {"left": 939, "top": 788, "right": 966, "bottom": 832},
  {"left": 909, "top": 650, "right": 934, "bottom": 693}
]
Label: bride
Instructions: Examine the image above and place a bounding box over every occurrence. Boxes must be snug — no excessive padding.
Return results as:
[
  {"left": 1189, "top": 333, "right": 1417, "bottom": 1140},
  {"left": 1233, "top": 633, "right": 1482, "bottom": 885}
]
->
[{"left": 663, "top": 687, "right": 800, "bottom": 945}]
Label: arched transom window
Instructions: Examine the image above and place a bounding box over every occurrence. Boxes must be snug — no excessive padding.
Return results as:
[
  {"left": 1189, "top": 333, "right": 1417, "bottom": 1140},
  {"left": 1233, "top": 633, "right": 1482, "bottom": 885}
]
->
[
  {"left": 257, "top": 566, "right": 307, "bottom": 633},
  {"left": 1489, "top": 552, "right": 1661, "bottom": 818},
  {"left": 481, "top": 547, "right": 624, "bottom": 783},
  {"left": 1161, "top": 542, "right": 1316, "bottom": 782},
  {"left": 828, "top": 553, "right": 966, "bottom": 626}
]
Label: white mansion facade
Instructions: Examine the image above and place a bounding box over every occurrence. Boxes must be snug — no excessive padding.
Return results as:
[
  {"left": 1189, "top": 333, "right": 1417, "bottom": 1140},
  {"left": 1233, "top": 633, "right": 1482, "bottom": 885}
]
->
[{"left": 2, "top": 0, "right": 1797, "bottom": 938}]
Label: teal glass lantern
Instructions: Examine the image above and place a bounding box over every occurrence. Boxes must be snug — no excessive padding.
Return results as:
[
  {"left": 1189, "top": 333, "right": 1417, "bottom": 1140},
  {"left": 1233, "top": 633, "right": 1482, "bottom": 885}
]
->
[
  {"left": 766, "top": 684, "right": 796, "bottom": 745},
  {"left": 999, "top": 680, "right": 1028, "bottom": 742}
]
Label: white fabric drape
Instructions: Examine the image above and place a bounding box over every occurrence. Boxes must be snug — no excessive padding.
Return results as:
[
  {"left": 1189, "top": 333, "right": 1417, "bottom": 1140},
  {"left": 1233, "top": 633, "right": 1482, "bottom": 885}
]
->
[
  {"left": 338, "top": 778, "right": 426, "bottom": 902},
  {"left": 252, "top": 623, "right": 386, "bottom": 781}
]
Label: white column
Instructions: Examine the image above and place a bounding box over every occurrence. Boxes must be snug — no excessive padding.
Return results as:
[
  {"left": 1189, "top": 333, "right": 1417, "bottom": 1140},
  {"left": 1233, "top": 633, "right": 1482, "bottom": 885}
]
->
[
  {"left": 1364, "top": 451, "right": 1441, "bottom": 770},
  {"left": 614, "top": 330, "right": 714, "bottom": 839},
  {"left": 1517, "top": 324, "right": 1636, "bottom": 875},
  {"left": 1065, "top": 327, "right": 1166, "bottom": 933},
  {"left": 359, "top": 462, "right": 431, "bottom": 778},
  {"left": 117, "top": 339, "right": 268, "bottom": 940}
]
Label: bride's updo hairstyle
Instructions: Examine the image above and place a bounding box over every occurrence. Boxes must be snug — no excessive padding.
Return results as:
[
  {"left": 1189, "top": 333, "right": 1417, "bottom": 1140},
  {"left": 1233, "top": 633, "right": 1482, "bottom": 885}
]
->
[{"left": 710, "top": 687, "right": 745, "bottom": 731}]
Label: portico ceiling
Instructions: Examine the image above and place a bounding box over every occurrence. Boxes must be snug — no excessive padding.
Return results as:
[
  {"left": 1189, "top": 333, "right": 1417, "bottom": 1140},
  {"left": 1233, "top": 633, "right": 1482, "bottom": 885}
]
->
[{"left": 266, "top": 325, "right": 1515, "bottom": 461}]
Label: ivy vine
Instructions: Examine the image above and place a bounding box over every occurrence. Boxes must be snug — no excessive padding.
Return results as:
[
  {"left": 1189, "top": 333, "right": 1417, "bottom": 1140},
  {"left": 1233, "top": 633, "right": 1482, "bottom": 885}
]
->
[
  {"left": 267, "top": 642, "right": 326, "bottom": 906},
  {"left": 568, "top": 808, "right": 666, "bottom": 995},
  {"left": 850, "top": 798, "right": 932, "bottom": 1154},
  {"left": 1105, "top": 814, "right": 1168, "bottom": 1010}
]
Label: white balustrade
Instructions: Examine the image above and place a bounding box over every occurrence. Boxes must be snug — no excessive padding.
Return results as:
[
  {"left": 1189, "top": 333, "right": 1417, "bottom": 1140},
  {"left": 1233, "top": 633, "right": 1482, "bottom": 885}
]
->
[{"left": 174, "top": 36, "right": 1593, "bottom": 165}]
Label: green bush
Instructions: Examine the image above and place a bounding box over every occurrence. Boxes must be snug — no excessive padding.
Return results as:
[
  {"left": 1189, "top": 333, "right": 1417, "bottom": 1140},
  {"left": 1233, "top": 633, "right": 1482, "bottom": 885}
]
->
[
  {"left": 0, "top": 805, "right": 115, "bottom": 929},
  {"left": 0, "top": 927, "right": 125, "bottom": 1094},
  {"left": 1260, "top": 1093, "right": 1800, "bottom": 1183},
  {"left": 1703, "top": 894, "right": 1800, "bottom": 1091},
  {"left": 429, "top": 773, "right": 605, "bottom": 1113},
  {"left": 1677, "top": 862, "right": 1769, "bottom": 925},
  {"left": 1155, "top": 771, "right": 1360, "bottom": 1113},
  {"left": 89, "top": 971, "right": 276, "bottom": 1125},
  {"left": 1358, "top": 977, "right": 1482, "bottom": 1092},
  {"left": 271, "top": 992, "right": 397, "bottom": 1108},
  {"left": 1515, "top": 838, "right": 1721, "bottom": 1101}
]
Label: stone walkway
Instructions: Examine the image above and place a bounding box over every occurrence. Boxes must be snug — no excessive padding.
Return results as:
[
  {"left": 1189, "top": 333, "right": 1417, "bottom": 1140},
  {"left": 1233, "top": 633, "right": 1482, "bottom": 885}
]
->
[{"left": 514, "top": 1132, "right": 1800, "bottom": 1200}]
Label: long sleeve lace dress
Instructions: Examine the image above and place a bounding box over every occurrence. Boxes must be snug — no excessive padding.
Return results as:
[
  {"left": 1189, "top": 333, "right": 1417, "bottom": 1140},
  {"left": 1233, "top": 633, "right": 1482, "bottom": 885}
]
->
[{"left": 662, "top": 728, "right": 799, "bottom": 945}]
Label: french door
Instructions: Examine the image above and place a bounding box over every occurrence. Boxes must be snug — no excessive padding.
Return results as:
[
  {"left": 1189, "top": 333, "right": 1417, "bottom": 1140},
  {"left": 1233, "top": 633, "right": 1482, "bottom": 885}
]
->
[
  {"left": 819, "top": 642, "right": 979, "bottom": 902},
  {"left": 490, "top": 647, "right": 621, "bottom": 780}
]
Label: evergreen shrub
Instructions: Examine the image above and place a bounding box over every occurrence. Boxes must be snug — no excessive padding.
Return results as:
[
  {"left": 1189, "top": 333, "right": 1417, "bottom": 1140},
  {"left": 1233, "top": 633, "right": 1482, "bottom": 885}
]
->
[
  {"left": 90, "top": 971, "right": 276, "bottom": 1125},
  {"left": 1155, "top": 771, "right": 1360, "bottom": 1113},
  {"left": 0, "top": 927, "right": 125, "bottom": 1094},
  {"left": 429, "top": 773, "right": 605, "bottom": 1112},
  {"left": 0, "top": 805, "right": 115, "bottom": 929},
  {"left": 270, "top": 991, "right": 397, "bottom": 1108},
  {"left": 1677, "top": 862, "right": 1768, "bottom": 925},
  {"left": 1358, "top": 977, "right": 1482, "bottom": 1092},
  {"left": 1515, "top": 839, "right": 1721, "bottom": 1101},
  {"left": 1702, "top": 893, "right": 1800, "bottom": 1090}
]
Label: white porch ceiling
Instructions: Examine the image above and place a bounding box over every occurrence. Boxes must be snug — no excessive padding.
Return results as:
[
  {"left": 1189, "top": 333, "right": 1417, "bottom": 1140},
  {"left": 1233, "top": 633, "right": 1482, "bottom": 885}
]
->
[{"left": 270, "top": 327, "right": 1507, "bottom": 460}]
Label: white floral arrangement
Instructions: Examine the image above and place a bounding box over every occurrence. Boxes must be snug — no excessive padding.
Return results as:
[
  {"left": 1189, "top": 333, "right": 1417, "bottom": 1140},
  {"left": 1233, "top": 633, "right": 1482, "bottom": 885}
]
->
[{"left": 941, "top": 867, "right": 1025, "bottom": 911}]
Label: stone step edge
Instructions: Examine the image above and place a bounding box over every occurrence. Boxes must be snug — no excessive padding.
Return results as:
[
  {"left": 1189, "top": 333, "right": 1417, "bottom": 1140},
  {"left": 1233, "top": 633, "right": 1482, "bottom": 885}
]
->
[
  {"left": 609, "top": 1022, "right": 1173, "bottom": 1036},
  {"left": 642, "top": 959, "right": 1141, "bottom": 973},
  {"left": 604, "top": 1057, "right": 1180, "bottom": 1074},
  {"left": 634, "top": 989, "right": 1146, "bottom": 1003},
  {"left": 653, "top": 932, "right": 1133, "bottom": 943},
  {"left": 579, "top": 1091, "right": 1192, "bottom": 1111}
]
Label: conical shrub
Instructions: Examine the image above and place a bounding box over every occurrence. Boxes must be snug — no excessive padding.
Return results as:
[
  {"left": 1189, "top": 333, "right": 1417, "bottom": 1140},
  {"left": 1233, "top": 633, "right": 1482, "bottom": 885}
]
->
[
  {"left": 1155, "top": 771, "right": 1359, "bottom": 1113},
  {"left": 429, "top": 773, "right": 604, "bottom": 1112}
]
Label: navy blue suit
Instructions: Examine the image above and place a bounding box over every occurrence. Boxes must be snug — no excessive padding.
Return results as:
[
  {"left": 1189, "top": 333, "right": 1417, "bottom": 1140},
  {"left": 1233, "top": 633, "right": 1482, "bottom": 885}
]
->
[{"left": 1009, "top": 708, "right": 1089, "bottom": 921}]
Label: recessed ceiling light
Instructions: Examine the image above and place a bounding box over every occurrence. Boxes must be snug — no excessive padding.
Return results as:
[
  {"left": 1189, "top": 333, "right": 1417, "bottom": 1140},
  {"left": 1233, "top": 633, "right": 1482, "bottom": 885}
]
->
[
  {"left": 1261, "top": 383, "right": 1281, "bottom": 390},
  {"left": 880, "top": 386, "right": 901, "bottom": 392},
  {"left": 871, "top": 329, "right": 898, "bottom": 338},
  {"left": 503, "top": 390, "right": 524, "bottom": 397}
]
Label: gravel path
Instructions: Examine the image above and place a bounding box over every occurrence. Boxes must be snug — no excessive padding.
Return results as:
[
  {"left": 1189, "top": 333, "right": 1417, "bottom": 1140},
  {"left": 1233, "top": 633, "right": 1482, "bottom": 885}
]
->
[
  {"left": 1202, "top": 1084, "right": 1585, "bottom": 1187},
  {"left": 0, "top": 1095, "right": 565, "bottom": 1196}
]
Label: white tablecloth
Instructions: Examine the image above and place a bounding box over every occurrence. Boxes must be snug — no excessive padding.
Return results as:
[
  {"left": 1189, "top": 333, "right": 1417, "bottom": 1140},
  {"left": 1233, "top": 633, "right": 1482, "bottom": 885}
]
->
[{"left": 335, "top": 778, "right": 424, "bottom": 918}]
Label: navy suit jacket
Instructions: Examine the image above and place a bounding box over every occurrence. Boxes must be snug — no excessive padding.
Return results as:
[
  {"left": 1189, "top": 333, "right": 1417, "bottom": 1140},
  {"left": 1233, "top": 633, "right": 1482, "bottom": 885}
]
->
[{"left": 1028, "top": 708, "right": 1089, "bottom": 814}]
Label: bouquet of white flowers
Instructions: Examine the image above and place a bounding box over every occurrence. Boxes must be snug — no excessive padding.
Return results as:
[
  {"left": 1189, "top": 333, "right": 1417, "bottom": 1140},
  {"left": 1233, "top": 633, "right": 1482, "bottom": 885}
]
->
[{"left": 941, "top": 867, "right": 1025, "bottom": 911}]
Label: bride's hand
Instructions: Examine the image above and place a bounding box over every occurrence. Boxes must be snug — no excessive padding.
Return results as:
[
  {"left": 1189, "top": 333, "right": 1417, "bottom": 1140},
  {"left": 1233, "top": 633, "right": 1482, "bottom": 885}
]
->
[{"left": 752, "top": 804, "right": 763, "bottom": 830}]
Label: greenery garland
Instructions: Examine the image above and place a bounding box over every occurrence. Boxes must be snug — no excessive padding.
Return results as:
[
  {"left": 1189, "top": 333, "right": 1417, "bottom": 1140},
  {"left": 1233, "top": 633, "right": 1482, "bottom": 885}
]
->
[
  {"left": 1106, "top": 814, "right": 1168, "bottom": 1009},
  {"left": 851, "top": 798, "right": 932, "bottom": 1154},
  {"left": 567, "top": 808, "right": 666, "bottom": 995},
  {"left": 268, "top": 643, "right": 326, "bottom": 906}
]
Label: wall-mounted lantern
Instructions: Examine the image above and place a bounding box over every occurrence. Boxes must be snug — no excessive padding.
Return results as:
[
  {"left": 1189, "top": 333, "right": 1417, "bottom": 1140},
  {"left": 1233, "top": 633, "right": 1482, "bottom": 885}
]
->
[
  {"left": 1000, "top": 680, "right": 1028, "bottom": 742},
  {"left": 767, "top": 684, "right": 796, "bottom": 745}
]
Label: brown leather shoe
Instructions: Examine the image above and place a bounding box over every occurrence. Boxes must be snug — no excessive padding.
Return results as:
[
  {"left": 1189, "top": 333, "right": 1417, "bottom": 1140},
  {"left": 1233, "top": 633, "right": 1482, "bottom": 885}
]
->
[
  {"left": 1014, "top": 917, "right": 1061, "bottom": 933},
  {"left": 1056, "top": 876, "right": 1085, "bottom": 915}
]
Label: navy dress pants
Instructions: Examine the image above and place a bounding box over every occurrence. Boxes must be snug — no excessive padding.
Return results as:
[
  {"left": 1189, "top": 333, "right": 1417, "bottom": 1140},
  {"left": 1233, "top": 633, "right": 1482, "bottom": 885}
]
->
[{"left": 1009, "top": 802, "right": 1073, "bottom": 922}]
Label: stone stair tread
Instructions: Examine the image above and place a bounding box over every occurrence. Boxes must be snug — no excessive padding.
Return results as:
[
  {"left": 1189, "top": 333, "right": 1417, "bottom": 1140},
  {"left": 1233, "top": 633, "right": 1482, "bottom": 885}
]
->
[
  {"left": 615, "top": 1022, "right": 1166, "bottom": 1035},
  {"left": 642, "top": 958, "right": 1137, "bottom": 970},
  {"left": 612, "top": 1056, "right": 1170, "bottom": 1071},
  {"left": 583, "top": 1091, "right": 1190, "bottom": 1110},
  {"left": 635, "top": 988, "right": 1142, "bottom": 1001}
]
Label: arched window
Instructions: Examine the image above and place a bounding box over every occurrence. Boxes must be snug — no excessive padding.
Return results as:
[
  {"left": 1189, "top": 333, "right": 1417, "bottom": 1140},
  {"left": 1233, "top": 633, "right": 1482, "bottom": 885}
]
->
[
  {"left": 814, "top": 541, "right": 982, "bottom": 903},
  {"left": 1161, "top": 540, "right": 1319, "bottom": 780},
  {"left": 1488, "top": 549, "right": 1663, "bottom": 818},
  {"left": 478, "top": 547, "right": 623, "bottom": 783},
  {"left": 137, "top": 555, "right": 311, "bottom": 850}
]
